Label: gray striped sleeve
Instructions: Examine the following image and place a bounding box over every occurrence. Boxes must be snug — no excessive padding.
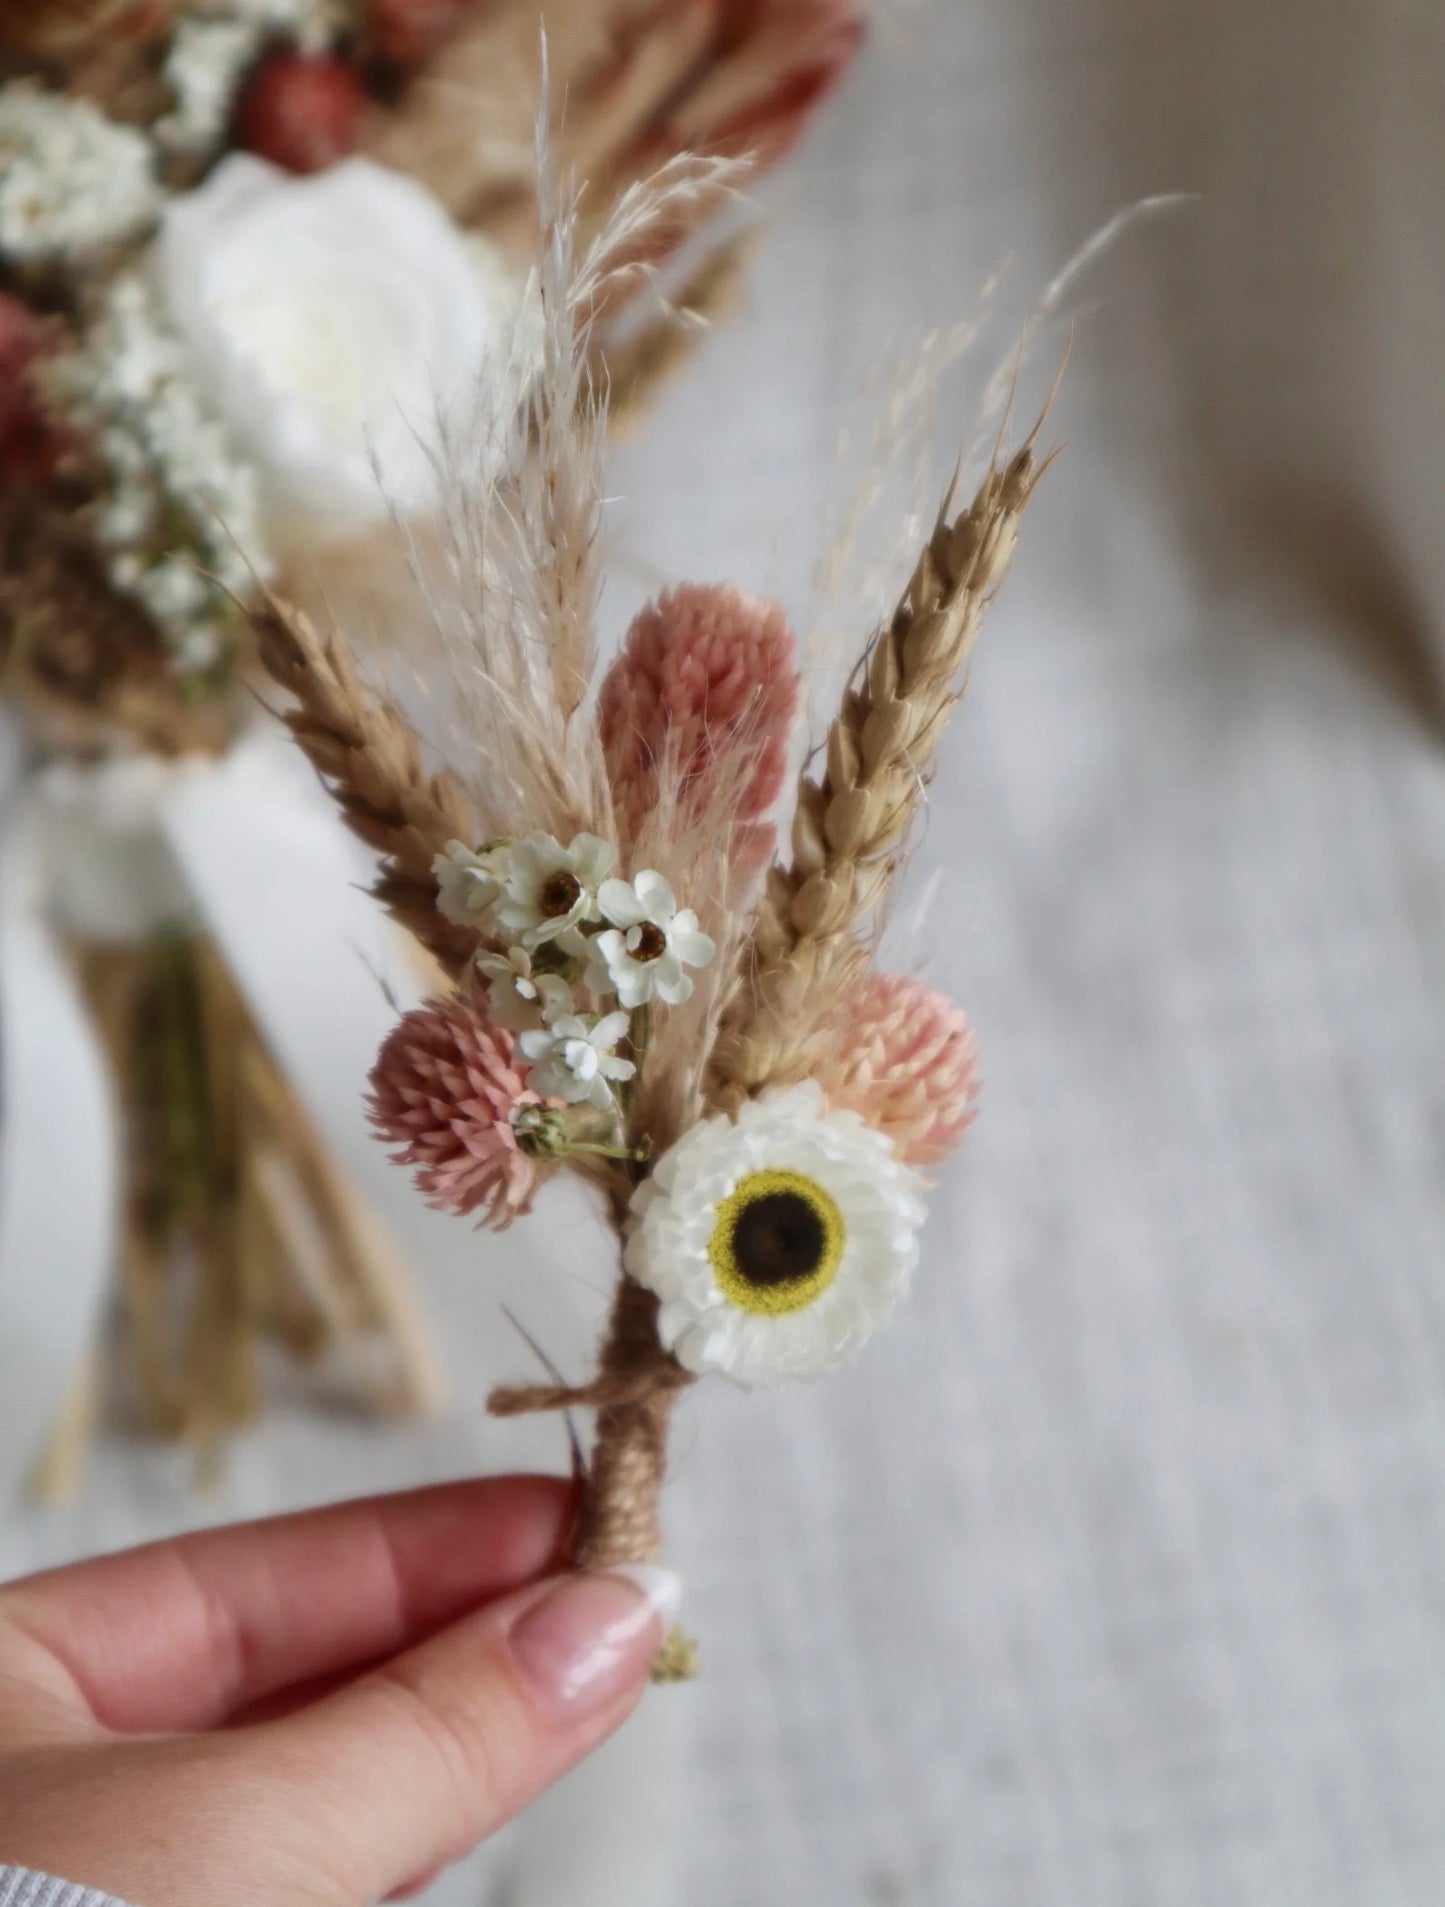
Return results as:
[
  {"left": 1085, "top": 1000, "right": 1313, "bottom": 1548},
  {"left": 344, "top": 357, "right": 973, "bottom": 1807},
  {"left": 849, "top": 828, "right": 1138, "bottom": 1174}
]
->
[{"left": 0, "top": 1873, "right": 138, "bottom": 1907}]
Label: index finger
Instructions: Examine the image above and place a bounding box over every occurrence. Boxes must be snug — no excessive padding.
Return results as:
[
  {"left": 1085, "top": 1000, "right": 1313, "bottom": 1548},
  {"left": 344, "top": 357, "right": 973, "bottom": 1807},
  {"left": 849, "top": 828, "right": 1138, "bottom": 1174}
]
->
[{"left": 0, "top": 1475, "right": 574, "bottom": 1736}]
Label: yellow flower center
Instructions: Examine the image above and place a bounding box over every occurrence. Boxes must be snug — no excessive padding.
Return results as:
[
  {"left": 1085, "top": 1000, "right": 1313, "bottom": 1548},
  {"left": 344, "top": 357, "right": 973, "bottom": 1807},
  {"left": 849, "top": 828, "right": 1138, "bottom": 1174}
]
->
[{"left": 708, "top": 1168, "right": 845, "bottom": 1316}]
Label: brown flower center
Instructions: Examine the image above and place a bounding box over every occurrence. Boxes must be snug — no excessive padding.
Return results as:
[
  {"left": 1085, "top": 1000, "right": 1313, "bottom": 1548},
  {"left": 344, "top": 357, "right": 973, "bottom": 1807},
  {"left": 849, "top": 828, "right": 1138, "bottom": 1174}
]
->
[
  {"left": 539, "top": 871, "right": 583, "bottom": 918},
  {"left": 730, "top": 1191, "right": 827, "bottom": 1287},
  {"left": 632, "top": 922, "right": 669, "bottom": 963}
]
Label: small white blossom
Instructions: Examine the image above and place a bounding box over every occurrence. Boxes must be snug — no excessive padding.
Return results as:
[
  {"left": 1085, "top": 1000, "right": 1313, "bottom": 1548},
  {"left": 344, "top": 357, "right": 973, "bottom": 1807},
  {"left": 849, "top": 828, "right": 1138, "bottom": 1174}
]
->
[
  {"left": 216, "top": 0, "right": 351, "bottom": 48},
  {"left": 477, "top": 947, "right": 574, "bottom": 1032},
  {"left": 495, "top": 833, "right": 616, "bottom": 950},
  {"left": 434, "top": 841, "right": 507, "bottom": 932},
  {"left": 155, "top": 0, "right": 350, "bottom": 153},
  {"left": 158, "top": 18, "right": 263, "bottom": 155},
  {"left": 0, "top": 83, "right": 159, "bottom": 263},
  {"left": 131, "top": 557, "right": 211, "bottom": 625},
  {"left": 46, "top": 273, "right": 274, "bottom": 674},
  {"left": 588, "top": 871, "right": 717, "bottom": 1009},
  {"left": 519, "top": 1013, "right": 635, "bottom": 1111}
]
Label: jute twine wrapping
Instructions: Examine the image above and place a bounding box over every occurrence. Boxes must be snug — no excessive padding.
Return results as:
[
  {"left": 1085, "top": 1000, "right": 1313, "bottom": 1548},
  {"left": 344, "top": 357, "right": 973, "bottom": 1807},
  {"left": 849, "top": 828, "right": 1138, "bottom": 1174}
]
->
[
  {"left": 492, "top": 1181, "right": 693, "bottom": 1572},
  {"left": 491, "top": 1227, "right": 696, "bottom": 1679},
  {"left": 710, "top": 448, "right": 1039, "bottom": 1104}
]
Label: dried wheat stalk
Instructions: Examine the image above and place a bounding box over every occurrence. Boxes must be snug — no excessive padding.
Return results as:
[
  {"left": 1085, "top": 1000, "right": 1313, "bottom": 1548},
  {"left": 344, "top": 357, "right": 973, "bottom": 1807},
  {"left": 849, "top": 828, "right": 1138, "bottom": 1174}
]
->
[
  {"left": 253, "top": 595, "right": 478, "bottom": 973},
  {"left": 709, "top": 444, "right": 1042, "bottom": 1104}
]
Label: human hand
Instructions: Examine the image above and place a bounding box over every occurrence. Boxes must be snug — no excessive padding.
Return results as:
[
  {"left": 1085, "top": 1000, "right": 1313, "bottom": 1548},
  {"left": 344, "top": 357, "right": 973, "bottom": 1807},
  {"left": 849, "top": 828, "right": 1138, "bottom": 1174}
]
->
[{"left": 0, "top": 1477, "right": 678, "bottom": 1907}]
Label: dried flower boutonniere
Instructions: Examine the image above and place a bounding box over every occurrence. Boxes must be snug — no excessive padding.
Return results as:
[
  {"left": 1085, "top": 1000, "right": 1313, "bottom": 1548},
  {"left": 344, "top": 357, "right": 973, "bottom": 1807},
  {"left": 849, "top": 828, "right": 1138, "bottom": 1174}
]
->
[
  {"left": 0, "top": 1, "right": 859, "bottom": 1483},
  {"left": 251, "top": 144, "right": 1042, "bottom": 1674}
]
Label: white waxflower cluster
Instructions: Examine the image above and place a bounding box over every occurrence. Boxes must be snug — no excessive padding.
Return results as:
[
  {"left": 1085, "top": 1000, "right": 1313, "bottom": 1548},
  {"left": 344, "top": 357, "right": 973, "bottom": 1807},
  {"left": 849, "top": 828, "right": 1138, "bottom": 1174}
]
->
[
  {"left": 0, "top": 82, "right": 160, "bottom": 263},
  {"left": 434, "top": 833, "right": 716, "bottom": 1116},
  {"left": 158, "top": 18, "right": 264, "bottom": 153},
  {"left": 46, "top": 275, "right": 276, "bottom": 676},
  {"left": 157, "top": 0, "right": 352, "bottom": 152}
]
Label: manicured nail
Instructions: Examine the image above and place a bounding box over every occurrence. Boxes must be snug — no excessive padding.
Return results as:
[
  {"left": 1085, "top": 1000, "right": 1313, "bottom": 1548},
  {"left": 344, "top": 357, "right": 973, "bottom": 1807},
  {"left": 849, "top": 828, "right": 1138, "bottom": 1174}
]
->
[{"left": 510, "top": 1566, "right": 682, "bottom": 1717}]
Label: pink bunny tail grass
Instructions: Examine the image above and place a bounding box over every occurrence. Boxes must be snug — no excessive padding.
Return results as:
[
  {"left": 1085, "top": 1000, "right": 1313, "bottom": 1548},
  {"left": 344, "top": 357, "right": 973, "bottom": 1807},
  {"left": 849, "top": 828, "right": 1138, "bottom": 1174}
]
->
[
  {"left": 368, "top": 993, "right": 542, "bottom": 1228},
  {"left": 599, "top": 582, "right": 801, "bottom": 847},
  {"left": 815, "top": 972, "right": 980, "bottom": 1168}
]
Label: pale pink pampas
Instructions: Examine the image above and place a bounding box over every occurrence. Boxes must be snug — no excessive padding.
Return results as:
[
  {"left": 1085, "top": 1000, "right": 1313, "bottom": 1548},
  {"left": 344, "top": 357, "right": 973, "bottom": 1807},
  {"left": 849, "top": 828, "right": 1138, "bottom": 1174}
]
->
[
  {"left": 368, "top": 993, "right": 543, "bottom": 1228},
  {"left": 814, "top": 972, "right": 980, "bottom": 1168},
  {"left": 599, "top": 583, "right": 800, "bottom": 849}
]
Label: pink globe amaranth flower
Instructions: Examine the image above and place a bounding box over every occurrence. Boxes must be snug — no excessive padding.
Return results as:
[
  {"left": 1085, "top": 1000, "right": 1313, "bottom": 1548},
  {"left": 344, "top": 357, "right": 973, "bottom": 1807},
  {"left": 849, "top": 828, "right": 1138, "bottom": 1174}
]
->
[
  {"left": 599, "top": 584, "right": 800, "bottom": 844},
  {"left": 367, "top": 993, "right": 542, "bottom": 1229},
  {"left": 815, "top": 972, "right": 980, "bottom": 1168}
]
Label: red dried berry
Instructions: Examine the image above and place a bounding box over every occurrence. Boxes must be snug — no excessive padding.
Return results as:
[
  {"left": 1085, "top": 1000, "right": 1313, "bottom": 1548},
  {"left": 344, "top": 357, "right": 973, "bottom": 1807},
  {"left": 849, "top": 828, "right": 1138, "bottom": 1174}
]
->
[
  {"left": 0, "top": 294, "right": 70, "bottom": 485},
  {"left": 234, "top": 53, "right": 369, "bottom": 175}
]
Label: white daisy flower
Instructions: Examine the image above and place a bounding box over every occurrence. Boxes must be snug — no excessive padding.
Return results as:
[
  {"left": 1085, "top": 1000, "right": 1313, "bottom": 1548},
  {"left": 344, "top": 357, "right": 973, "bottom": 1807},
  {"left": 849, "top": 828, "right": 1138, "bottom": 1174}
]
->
[
  {"left": 624, "top": 1082, "right": 927, "bottom": 1388},
  {"left": 494, "top": 832, "right": 616, "bottom": 950},
  {"left": 587, "top": 871, "right": 717, "bottom": 1009},
  {"left": 477, "top": 946, "right": 574, "bottom": 1031},
  {"left": 434, "top": 840, "right": 506, "bottom": 932},
  {"left": 519, "top": 1012, "right": 635, "bottom": 1110}
]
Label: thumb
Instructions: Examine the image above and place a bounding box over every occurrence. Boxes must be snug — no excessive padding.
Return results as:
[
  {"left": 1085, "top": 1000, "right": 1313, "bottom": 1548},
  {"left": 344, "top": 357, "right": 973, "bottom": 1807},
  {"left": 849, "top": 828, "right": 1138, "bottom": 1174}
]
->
[{"left": 230, "top": 1564, "right": 680, "bottom": 1904}]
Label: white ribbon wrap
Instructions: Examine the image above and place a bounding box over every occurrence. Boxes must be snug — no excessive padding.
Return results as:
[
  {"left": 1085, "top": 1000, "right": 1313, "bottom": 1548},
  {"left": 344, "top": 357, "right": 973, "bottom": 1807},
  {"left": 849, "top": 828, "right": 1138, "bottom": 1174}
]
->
[{"left": 0, "top": 740, "right": 120, "bottom": 1502}]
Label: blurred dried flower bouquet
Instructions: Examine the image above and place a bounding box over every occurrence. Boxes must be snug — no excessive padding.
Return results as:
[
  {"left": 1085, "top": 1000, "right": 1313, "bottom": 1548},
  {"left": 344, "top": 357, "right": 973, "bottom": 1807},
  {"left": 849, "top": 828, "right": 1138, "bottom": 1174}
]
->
[
  {"left": 254, "top": 137, "right": 1042, "bottom": 1674},
  {"left": 0, "top": 0, "right": 860, "bottom": 1485}
]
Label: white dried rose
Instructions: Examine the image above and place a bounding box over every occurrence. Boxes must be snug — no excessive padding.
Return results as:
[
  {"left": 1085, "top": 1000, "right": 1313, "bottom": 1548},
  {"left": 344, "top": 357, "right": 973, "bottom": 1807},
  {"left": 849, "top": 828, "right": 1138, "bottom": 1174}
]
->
[{"left": 152, "top": 155, "right": 531, "bottom": 546}]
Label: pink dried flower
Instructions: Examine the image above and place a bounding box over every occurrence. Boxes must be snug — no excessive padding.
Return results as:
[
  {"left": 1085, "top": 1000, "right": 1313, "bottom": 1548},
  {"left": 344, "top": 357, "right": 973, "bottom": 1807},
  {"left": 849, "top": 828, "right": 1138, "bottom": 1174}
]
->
[
  {"left": 815, "top": 972, "right": 980, "bottom": 1168},
  {"left": 599, "top": 584, "right": 800, "bottom": 845},
  {"left": 367, "top": 992, "right": 543, "bottom": 1228},
  {"left": 0, "top": 294, "right": 71, "bottom": 485}
]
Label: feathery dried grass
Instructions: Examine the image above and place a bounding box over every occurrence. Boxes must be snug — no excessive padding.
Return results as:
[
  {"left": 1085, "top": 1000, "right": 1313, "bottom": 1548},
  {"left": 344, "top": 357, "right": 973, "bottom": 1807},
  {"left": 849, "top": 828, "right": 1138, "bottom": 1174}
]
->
[
  {"left": 396, "top": 138, "right": 746, "bottom": 851},
  {"left": 254, "top": 129, "right": 745, "bottom": 975},
  {"left": 597, "top": 232, "right": 751, "bottom": 431},
  {"left": 708, "top": 442, "right": 1043, "bottom": 1105}
]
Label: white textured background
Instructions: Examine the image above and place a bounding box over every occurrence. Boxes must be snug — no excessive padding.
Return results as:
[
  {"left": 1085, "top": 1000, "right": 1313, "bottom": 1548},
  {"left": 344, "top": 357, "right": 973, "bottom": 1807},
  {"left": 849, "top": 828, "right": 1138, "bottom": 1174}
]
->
[{"left": 5, "top": 2, "right": 1445, "bottom": 1903}]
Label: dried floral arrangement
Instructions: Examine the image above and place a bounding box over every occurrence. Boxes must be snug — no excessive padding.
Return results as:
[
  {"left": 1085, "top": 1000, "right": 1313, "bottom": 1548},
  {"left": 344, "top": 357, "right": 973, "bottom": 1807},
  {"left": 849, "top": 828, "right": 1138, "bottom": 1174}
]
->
[
  {"left": 250, "top": 143, "right": 1042, "bottom": 1673},
  {"left": 0, "top": 0, "right": 861, "bottom": 722},
  {"left": 0, "top": 0, "right": 861, "bottom": 1484}
]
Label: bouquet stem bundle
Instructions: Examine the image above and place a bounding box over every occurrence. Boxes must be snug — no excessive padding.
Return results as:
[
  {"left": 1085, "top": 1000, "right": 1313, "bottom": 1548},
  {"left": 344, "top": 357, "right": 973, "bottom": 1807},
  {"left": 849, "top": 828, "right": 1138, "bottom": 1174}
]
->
[{"left": 33, "top": 927, "right": 441, "bottom": 1500}]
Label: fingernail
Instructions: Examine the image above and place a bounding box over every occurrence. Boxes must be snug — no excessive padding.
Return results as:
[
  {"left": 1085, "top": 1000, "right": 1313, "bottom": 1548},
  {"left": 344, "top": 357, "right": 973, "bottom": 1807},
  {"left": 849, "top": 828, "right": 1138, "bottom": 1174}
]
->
[{"left": 510, "top": 1565, "right": 682, "bottom": 1718}]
